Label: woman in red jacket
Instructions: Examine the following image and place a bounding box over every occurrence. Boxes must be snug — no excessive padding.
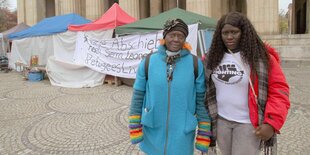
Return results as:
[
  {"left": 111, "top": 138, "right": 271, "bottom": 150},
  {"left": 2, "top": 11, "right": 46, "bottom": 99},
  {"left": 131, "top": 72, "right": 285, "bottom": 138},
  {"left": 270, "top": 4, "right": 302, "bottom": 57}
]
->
[{"left": 204, "top": 12, "right": 290, "bottom": 155}]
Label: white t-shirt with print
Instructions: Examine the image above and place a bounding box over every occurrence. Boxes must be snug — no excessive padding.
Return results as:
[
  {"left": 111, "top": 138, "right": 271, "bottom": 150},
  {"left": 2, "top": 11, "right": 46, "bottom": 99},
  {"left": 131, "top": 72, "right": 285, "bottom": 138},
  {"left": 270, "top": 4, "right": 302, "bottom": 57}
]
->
[{"left": 211, "top": 52, "right": 251, "bottom": 123}]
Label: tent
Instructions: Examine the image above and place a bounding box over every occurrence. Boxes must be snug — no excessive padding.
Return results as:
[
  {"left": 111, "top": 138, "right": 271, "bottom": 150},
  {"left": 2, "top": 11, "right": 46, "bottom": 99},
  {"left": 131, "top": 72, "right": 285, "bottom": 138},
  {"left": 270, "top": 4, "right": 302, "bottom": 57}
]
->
[
  {"left": 7, "top": 14, "right": 111, "bottom": 89},
  {"left": 8, "top": 13, "right": 91, "bottom": 68},
  {"left": 69, "top": 3, "right": 136, "bottom": 31},
  {"left": 48, "top": 3, "right": 136, "bottom": 88},
  {"left": 115, "top": 8, "right": 217, "bottom": 35},
  {"left": 61, "top": 3, "right": 137, "bottom": 87},
  {"left": 115, "top": 8, "right": 217, "bottom": 55},
  {"left": 115, "top": 8, "right": 217, "bottom": 56},
  {"left": 8, "top": 13, "right": 90, "bottom": 40},
  {"left": 0, "top": 23, "right": 29, "bottom": 56},
  {"left": 46, "top": 30, "right": 113, "bottom": 88},
  {"left": 1, "top": 22, "right": 30, "bottom": 39}
]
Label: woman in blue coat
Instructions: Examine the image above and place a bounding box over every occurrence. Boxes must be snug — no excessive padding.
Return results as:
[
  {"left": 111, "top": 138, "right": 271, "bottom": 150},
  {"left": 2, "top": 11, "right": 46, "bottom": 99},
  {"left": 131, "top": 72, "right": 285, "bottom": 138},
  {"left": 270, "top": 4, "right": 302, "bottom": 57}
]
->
[{"left": 129, "top": 19, "right": 211, "bottom": 155}]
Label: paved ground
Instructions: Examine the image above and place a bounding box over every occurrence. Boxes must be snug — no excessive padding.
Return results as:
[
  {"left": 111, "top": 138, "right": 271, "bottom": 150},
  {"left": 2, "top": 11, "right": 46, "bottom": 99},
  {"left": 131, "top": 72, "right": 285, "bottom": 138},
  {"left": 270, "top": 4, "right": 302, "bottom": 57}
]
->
[{"left": 0, "top": 65, "right": 309, "bottom": 155}]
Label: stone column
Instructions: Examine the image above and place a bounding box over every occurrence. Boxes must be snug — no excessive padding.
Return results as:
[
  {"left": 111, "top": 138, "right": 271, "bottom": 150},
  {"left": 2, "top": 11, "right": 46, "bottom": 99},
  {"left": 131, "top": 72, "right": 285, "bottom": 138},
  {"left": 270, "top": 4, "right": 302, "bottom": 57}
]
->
[
  {"left": 178, "top": 0, "right": 186, "bottom": 9},
  {"left": 246, "top": 0, "right": 279, "bottom": 35},
  {"left": 55, "top": 0, "right": 82, "bottom": 16},
  {"left": 85, "top": 0, "right": 105, "bottom": 20},
  {"left": 45, "top": 0, "right": 56, "bottom": 17},
  {"left": 291, "top": 0, "right": 296, "bottom": 34},
  {"left": 103, "top": 0, "right": 110, "bottom": 12},
  {"left": 307, "top": 0, "right": 310, "bottom": 33},
  {"left": 139, "top": 0, "right": 150, "bottom": 19},
  {"left": 17, "top": 0, "right": 26, "bottom": 24},
  {"left": 163, "top": 0, "right": 176, "bottom": 11},
  {"left": 210, "top": 0, "right": 224, "bottom": 20},
  {"left": 22, "top": 0, "right": 46, "bottom": 26},
  {"left": 186, "top": 0, "right": 212, "bottom": 17},
  {"left": 119, "top": 0, "right": 140, "bottom": 19},
  {"left": 80, "top": 0, "right": 86, "bottom": 17},
  {"left": 220, "top": 0, "right": 230, "bottom": 17},
  {"left": 288, "top": 3, "right": 293, "bottom": 34},
  {"left": 150, "top": 0, "right": 162, "bottom": 16}
]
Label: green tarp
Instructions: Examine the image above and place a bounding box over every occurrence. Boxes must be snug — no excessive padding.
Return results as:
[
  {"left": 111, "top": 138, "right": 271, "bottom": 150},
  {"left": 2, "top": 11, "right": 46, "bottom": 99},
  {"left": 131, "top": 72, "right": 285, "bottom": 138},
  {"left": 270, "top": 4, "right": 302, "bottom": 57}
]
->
[{"left": 115, "top": 8, "right": 217, "bottom": 34}]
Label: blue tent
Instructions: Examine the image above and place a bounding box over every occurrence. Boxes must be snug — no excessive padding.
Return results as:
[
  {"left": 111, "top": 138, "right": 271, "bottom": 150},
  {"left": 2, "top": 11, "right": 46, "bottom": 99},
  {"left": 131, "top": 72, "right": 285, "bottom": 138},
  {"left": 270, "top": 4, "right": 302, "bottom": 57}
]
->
[{"left": 9, "top": 13, "right": 91, "bottom": 40}]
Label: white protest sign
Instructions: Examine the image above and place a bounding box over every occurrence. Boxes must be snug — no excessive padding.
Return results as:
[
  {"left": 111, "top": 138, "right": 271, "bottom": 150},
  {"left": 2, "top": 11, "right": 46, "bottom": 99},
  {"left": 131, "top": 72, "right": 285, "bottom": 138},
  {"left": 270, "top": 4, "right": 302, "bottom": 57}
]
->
[{"left": 74, "top": 24, "right": 198, "bottom": 79}]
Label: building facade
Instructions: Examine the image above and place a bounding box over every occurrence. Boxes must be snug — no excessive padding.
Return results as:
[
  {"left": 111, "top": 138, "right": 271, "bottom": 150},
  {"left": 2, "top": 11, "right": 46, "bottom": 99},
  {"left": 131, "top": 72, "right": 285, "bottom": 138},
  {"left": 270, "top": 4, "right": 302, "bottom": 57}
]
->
[
  {"left": 17, "top": 0, "right": 280, "bottom": 35},
  {"left": 289, "top": 0, "right": 310, "bottom": 34}
]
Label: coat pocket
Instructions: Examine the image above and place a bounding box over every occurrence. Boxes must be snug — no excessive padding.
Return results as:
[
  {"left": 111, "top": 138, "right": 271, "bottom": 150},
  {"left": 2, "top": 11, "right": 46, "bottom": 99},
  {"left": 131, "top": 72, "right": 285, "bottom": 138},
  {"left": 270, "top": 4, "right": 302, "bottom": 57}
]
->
[
  {"left": 141, "top": 107, "right": 157, "bottom": 128},
  {"left": 184, "top": 110, "right": 198, "bottom": 134}
]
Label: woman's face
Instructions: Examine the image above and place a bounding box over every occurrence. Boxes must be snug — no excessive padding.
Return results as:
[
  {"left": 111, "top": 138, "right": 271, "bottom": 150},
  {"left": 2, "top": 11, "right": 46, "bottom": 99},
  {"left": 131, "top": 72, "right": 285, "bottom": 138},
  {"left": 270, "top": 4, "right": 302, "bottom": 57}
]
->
[
  {"left": 165, "top": 31, "right": 186, "bottom": 52},
  {"left": 221, "top": 24, "right": 241, "bottom": 50}
]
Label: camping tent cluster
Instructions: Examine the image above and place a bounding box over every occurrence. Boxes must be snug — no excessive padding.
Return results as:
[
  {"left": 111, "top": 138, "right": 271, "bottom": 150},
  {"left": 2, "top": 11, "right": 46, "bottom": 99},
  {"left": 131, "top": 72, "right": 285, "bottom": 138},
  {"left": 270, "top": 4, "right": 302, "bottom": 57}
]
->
[
  {"left": 7, "top": 13, "right": 98, "bottom": 88},
  {"left": 3, "top": 3, "right": 217, "bottom": 88},
  {"left": 8, "top": 13, "right": 90, "bottom": 68},
  {"left": 7, "top": 3, "right": 136, "bottom": 88}
]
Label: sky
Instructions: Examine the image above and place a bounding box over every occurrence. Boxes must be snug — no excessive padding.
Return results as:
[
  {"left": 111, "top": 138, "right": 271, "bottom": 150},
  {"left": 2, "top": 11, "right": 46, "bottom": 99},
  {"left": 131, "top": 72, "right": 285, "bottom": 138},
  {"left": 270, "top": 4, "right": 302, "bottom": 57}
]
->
[
  {"left": 7, "top": 0, "right": 292, "bottom": 13},
  {"left": 279, "top": 0, "right": 292, "bottom": 13},
  {"left": 7, "top": 0, "right": 17, "bottom": 11}
]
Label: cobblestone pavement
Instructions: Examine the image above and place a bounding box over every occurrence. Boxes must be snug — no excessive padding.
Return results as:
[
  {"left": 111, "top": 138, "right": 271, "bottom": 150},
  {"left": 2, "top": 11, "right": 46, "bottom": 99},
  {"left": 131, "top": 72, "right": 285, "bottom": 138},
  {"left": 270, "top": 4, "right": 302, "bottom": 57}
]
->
[{"left": 0, "top": 65, "right": 309, "bottom": 155}]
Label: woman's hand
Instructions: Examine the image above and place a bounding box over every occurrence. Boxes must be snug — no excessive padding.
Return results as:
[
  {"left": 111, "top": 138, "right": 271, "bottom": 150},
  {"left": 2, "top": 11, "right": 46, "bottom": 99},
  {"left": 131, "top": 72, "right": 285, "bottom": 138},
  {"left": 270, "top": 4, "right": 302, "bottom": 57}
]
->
[{"left": 255, "top": 123, "right": 274, "bottom": 141}]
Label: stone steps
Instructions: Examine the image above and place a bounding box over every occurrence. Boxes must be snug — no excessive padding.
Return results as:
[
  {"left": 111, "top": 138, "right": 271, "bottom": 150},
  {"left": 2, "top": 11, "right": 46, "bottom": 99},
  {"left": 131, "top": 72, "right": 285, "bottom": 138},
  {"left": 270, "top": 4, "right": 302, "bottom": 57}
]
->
[
  {"left": 262, "top": 34, "right": 310, "bottom": 46},
  {"left": 272, "top": 45, "right": 310, "bottom": 59},
  {"left": 281, "top": 59, "right": 310, "bottom": 68},
  {"left": 273, "top": 46, "right": 310, "bottom": 68},
  {"left": 262, "top": 34, "right": 310, "bottom": 67}
]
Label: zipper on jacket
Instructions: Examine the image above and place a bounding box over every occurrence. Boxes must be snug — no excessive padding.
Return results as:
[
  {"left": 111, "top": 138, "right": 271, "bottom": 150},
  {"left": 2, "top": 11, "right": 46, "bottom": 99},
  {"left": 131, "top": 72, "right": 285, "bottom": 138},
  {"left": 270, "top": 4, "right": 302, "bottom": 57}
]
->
[
  {"left": 164, "top": 64, "right": 173, "bottom": 155},
  {"left": 164, "top": 80, "right": 171, "bottom": 155}
]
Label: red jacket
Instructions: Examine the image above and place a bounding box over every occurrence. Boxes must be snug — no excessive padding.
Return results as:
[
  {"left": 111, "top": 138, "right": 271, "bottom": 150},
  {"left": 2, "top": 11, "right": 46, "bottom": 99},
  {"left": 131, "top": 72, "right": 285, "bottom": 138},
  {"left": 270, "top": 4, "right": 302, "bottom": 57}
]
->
[{"left": 248, "top": 46, "right": 290, "bottom": 133}]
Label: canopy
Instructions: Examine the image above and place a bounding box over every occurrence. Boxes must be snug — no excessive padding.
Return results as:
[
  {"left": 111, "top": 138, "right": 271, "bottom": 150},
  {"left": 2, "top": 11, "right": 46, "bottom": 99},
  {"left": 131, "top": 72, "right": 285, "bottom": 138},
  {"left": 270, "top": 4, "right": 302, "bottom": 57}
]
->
[
  {"left": 1, "top": 23, "right": 30, "bottom": 55},
  {"left": 1, "top": 23, "right": 30, "bottom": 39},
  {"left": 8, "top": 13, "right": 91, "bottom": 40},
  {"left": 69, "top": 3, "right": 136, "bottom": 31},
  {"left": 115, "top": 8, "right": 217, "bottom": 34}
]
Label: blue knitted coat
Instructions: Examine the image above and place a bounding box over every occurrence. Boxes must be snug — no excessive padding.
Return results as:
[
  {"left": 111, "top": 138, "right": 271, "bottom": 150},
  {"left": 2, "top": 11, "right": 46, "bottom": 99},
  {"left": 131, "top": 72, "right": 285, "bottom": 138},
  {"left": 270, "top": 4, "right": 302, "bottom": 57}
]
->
[{"left": 131, "top": 45, "right": 208, "bottom": 155}]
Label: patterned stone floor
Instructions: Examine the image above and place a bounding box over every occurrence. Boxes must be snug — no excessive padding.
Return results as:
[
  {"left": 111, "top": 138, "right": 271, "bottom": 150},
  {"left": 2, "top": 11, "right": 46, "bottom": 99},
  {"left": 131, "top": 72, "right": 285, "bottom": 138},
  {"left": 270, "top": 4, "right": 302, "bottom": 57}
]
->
[{"left": 0, "top": 65, "right": 309, "bottom": 155}]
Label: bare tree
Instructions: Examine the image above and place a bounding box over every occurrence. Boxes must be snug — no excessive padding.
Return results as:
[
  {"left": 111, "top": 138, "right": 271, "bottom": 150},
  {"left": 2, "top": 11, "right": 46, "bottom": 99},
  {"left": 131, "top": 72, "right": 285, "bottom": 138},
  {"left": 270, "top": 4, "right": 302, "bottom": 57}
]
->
[
  {"left": 279, "top": 9, "right": 289, "bottom": 34},
  {"left": 0, "top": 0, "right": 17, "bottom": 32}
]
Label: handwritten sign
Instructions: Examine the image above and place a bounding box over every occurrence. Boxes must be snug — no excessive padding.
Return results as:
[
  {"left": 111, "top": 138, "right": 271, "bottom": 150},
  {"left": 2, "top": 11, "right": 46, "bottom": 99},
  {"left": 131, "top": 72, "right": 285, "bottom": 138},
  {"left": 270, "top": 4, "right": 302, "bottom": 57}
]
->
[{"left": 74, "top": 24, "right": 198, "bottom": 79}]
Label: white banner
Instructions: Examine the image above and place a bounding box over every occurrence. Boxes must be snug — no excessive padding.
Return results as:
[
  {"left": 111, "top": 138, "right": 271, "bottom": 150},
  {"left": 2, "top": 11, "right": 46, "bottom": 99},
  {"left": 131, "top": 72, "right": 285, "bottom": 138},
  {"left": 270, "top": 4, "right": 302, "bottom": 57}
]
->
[{"left": 74, "top": 24, "right": 198, "bottom": 79}]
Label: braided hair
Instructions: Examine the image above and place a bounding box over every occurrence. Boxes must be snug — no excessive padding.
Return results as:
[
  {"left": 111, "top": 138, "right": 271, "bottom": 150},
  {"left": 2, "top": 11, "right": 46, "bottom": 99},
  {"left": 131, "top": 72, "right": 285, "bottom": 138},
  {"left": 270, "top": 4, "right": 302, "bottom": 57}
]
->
[{"left": 207, "top": 12, "right": 269, "bottom": 74}]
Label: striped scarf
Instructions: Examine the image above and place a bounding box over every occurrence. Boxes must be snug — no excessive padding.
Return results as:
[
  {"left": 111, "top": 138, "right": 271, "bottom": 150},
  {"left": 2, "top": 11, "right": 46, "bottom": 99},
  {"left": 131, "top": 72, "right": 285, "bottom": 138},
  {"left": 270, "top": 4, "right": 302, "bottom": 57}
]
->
[{"left": 204, "top": 57, "right": 277, "bottom": 155}]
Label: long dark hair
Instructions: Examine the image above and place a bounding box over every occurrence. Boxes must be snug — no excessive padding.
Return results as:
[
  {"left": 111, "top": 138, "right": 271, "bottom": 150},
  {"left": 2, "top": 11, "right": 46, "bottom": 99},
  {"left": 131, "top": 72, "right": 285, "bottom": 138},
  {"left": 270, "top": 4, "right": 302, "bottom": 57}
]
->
[{"left": 207, "top": 12, "right": 269, "bottom": 74}]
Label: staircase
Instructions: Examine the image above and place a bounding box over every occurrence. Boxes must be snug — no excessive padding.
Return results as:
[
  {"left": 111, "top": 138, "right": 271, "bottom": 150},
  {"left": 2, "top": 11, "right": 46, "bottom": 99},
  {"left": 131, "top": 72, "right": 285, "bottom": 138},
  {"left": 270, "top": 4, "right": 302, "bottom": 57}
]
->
[{"left": 261, "top": 34, "right": 310, "bottom": 67}]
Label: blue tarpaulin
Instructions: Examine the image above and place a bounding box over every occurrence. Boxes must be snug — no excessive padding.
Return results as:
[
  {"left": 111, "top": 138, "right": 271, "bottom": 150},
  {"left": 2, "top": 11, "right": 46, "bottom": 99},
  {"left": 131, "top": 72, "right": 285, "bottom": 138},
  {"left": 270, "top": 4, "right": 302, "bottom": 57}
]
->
[{"left": 8, "top": 13, "right": 90, "bottom": 40}]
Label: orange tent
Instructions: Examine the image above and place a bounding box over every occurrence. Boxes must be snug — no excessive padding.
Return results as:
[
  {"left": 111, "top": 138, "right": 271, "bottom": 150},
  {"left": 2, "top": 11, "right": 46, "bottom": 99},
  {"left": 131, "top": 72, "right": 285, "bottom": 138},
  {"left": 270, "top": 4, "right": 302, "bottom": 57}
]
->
[{"left": 68, "top": 3, "right": 136, "bottom": 31}]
